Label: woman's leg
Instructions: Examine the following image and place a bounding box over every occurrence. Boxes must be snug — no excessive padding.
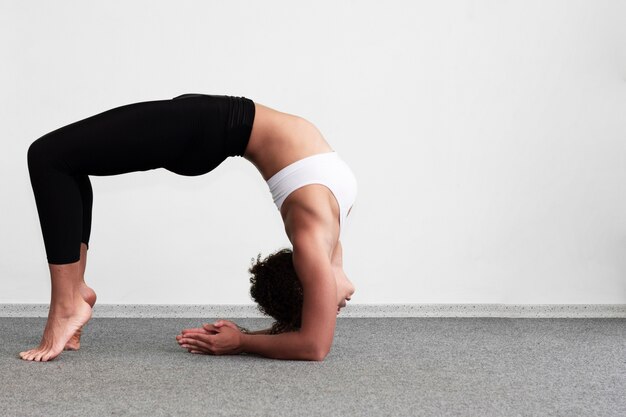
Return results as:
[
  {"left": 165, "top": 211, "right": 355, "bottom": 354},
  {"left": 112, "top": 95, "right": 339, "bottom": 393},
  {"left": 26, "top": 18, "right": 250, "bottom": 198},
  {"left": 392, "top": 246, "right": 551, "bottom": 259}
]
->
[
  {"left": 75, "top": 173, "right": 98, "bottom": 332},
  {"left": 22, "top": 145, "right": 94, "bottom": 361},
  {"left": 22, "top": 98, "right": 208, "bottom": 361},
  {"left": 22, "top": 95, "right": 255, "bottom": 361},
  {"left": 19, "top": 262, "right": 92, "bottom": 361},
  {"left": 21, "top": 244, "right": 97, "bottom": 358},
  {"left": 63, "top": 175, "right": 96, "bottom": 350},
  {"left": 65, "top": 243, "right": 97, "bottom": 351}
]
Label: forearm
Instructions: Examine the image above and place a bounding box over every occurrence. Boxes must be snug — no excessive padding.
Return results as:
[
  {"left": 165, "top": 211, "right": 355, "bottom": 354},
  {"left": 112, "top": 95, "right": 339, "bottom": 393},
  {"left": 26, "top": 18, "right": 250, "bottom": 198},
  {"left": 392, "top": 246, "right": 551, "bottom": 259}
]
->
[
  {"left": 247, "top": 328, "right": 272, "bottom": 335},
  {"left": 241, "top": 331, "right": 321, "bottom": 361}
]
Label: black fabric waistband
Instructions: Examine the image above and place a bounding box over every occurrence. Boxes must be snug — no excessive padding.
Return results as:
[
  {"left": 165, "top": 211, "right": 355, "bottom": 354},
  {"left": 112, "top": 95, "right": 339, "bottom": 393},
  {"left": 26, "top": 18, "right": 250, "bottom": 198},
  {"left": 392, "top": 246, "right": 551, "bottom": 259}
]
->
[{"left": 173, "top": 93, "right": 255, "bottom": 157}]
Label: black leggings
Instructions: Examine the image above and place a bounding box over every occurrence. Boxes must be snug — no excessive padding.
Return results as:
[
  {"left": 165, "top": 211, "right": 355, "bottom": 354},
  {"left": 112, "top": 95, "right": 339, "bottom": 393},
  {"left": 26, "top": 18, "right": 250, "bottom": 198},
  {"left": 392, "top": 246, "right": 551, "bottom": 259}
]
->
[{"left": 27, "top": 93, "right": 256, "bottom": 264}]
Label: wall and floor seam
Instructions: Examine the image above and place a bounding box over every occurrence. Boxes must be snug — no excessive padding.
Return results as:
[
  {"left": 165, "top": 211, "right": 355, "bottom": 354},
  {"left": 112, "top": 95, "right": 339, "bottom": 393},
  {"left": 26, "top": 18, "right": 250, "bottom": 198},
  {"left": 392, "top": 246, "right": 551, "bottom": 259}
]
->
[{"left": 1, "top": 304, "right": 625, "bottom": 318}]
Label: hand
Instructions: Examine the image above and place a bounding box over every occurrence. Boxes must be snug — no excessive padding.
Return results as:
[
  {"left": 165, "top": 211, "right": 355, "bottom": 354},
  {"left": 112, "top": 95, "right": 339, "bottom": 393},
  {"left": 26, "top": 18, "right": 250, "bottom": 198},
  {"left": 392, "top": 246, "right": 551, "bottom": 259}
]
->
[{"left": 176, "top": 320, "right": 245, "bottom": 356}]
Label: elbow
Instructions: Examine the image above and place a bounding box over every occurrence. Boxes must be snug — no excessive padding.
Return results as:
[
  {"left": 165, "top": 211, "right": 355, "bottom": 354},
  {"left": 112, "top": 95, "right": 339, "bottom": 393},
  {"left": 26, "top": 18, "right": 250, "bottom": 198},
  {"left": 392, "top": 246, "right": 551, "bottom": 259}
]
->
[
  {"left": 310, "top": 344, "right": 331, "bottom": 362},
  {"left": 300, "top": 335, "right": 330, "bottom": 361},
  {"left": 311, "top": 352, "right": 328, "bottom": 362}
]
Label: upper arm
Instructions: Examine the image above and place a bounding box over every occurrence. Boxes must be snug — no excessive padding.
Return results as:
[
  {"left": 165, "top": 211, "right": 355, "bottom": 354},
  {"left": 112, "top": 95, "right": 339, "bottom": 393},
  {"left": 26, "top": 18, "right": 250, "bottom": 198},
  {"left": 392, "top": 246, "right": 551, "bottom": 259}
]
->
[
  {"left": 292, "top": 237, "right": 337, "bottom": 360},
  {"left": 331, "top": 239, "right": 344, "bottom": 269}
]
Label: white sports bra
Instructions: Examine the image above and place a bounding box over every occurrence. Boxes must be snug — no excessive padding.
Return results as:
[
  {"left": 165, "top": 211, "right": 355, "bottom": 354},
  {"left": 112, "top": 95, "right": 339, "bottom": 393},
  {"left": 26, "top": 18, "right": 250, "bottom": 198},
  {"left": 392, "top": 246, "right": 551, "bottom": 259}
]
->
[{"left": 266, "top": 151, "right": 358, "bottom": 238}]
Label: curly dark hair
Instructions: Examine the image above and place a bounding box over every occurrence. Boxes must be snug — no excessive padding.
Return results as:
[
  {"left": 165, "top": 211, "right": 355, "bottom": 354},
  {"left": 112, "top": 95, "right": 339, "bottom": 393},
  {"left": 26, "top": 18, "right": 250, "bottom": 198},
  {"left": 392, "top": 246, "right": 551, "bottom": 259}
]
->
[{"left": 248, "top": 247, "right": 303, "bottom": 335}]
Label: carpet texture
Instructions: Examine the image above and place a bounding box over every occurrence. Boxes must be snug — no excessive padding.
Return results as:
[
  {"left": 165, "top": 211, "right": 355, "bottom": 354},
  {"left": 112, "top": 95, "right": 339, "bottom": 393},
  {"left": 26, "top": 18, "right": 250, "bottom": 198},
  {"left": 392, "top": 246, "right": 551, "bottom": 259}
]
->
[{"left": 1, "top": 317, "right": 624, "bottom": 416}]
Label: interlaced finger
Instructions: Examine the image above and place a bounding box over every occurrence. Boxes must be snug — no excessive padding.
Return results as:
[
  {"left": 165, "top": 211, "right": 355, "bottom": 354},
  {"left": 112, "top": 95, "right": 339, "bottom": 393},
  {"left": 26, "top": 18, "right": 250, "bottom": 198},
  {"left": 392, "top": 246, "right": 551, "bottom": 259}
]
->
[{"left": 180, "top": 336, "right": 213, "bottom": 352}]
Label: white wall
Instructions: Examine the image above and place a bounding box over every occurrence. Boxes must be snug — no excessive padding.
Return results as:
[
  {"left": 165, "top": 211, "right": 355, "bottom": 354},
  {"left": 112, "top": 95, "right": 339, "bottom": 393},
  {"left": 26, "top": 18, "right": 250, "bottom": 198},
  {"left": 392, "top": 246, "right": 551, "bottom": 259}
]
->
[{"left": 1, "top": 0, "right": 625, "bottom": 305}]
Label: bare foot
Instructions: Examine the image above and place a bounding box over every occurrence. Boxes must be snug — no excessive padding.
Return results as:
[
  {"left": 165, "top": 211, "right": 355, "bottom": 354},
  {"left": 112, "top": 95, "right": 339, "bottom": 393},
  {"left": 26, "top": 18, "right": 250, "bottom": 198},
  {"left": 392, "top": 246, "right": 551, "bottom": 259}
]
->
[
  {"left": 64, "top": 284, "right": 97, "bottom": 351},
  {"left": 19, "top": 297, "right": 93, "bottom": 362}
]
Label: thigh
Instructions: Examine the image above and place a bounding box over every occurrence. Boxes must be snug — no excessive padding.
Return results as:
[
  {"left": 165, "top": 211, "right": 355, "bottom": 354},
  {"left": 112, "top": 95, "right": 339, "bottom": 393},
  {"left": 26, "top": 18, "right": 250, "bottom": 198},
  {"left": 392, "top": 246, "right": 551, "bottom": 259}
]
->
[{"left": 33, "top": 98, "right": 206, "bottom": 176}]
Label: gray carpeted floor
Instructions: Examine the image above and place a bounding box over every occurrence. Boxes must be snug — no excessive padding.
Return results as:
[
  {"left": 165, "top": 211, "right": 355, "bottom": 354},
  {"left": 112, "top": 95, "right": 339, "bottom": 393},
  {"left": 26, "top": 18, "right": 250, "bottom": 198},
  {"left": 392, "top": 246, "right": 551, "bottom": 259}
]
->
[{"left": 0, "top": 317, "right": 624, "bottom": 416}]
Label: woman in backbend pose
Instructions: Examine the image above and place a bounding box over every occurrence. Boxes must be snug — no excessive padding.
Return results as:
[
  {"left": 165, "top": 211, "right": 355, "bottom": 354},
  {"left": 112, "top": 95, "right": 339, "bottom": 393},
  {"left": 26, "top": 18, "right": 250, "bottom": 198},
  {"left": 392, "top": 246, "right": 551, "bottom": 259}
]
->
[{"left": 22, "top": 93, "right": 357, "bottom": 362}]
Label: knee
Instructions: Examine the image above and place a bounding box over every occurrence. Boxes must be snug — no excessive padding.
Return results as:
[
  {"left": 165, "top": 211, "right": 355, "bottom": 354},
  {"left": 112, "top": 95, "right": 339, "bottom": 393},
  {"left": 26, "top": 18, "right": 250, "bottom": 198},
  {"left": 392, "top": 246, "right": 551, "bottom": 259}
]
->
[
  {"left": 27, "top": 136, "right": 54, "bottom": 172},
  {"left": 27, "top": 139, "right": 44, "bottom": 169}
]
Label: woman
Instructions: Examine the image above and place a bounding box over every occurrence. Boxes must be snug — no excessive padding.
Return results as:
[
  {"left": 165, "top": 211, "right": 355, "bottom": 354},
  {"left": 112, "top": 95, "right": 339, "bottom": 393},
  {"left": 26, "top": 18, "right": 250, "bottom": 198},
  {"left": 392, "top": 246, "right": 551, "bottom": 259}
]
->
[{"left": 21, "top": 93, "right": 357, "bottom": 362}]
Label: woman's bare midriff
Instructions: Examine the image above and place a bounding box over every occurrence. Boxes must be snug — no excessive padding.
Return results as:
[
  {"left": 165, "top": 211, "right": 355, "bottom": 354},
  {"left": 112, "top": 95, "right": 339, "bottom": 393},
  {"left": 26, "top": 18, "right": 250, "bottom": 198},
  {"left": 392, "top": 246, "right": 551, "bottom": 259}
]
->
[{"left": 243, "top": 101, "right": 333, "bottom": 181}]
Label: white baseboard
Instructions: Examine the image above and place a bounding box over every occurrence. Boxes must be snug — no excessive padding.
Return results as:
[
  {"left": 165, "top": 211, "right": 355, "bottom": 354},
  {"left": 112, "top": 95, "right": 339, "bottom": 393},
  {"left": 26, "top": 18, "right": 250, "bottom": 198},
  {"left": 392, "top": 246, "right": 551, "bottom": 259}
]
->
[{"left": 1, "top": 304, "right": 625, "bottom": 318}]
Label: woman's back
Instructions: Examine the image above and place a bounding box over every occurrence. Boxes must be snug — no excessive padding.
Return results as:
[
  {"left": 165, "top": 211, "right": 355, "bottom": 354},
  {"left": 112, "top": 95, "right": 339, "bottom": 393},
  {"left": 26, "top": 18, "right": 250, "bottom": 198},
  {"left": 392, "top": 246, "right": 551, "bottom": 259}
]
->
[{"left": 243, "top": 102, "right": 334, "bottom": 180}]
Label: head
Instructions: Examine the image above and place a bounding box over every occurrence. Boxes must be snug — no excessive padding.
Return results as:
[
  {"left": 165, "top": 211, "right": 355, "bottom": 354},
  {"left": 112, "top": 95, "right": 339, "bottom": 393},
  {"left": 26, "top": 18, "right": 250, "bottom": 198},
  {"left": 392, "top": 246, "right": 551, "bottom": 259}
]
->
[{"left": 248, "top": 247, "right": 355, "bottom": 334}]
